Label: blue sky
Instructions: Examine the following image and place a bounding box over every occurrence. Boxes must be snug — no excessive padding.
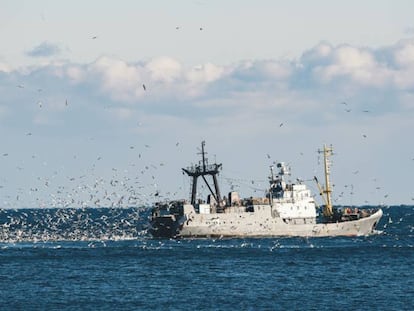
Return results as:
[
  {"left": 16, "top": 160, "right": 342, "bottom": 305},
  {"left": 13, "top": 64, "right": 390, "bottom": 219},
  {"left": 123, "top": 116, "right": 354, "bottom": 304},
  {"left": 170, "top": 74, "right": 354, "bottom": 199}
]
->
[{"left": 1, "top": 0, "right": 414, "bottom": 208}]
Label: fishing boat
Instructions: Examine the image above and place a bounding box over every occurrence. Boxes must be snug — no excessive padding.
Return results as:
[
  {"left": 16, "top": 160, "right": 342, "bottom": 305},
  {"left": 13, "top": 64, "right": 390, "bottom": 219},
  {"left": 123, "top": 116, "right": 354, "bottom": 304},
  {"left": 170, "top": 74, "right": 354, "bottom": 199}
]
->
[{"left": 150, "top": 142, "right": 382, "bottom": 238}]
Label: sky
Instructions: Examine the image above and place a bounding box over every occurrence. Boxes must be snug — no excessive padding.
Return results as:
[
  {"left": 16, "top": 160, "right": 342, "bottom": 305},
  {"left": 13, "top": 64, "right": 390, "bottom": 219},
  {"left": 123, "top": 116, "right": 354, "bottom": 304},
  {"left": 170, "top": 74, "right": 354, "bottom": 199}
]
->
[{"left": 1, "top": 0, "right": 414, "bottom": 208}]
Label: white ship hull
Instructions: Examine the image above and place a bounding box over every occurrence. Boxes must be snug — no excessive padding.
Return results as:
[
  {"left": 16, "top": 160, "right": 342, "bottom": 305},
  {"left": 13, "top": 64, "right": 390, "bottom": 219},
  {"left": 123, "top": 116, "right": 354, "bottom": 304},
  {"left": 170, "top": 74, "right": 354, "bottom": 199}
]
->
[
  {"left": 180, "top": 208, "right": 382, "bottom": 238},
  {"left": 153, "top": 207, "right": 383, "bottom": 238}
]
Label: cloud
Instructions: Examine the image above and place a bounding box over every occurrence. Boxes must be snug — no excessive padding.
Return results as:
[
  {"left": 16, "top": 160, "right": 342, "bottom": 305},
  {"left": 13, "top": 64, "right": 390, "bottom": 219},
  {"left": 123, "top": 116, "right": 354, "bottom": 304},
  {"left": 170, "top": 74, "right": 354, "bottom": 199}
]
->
[
  {"left": 54, "top": 39, "right": 410, "bottom": 105},
  {"left": 300, "top": 42, "right": 387, "bottom": 87},
  {"left": 300, "top": 39, "right": 414, "bottom": 91},
  {"left": 186, "top": 63, "right": 224, "bottom": 83},
  {"left": 26, "top": 41, "right": 63, "bottom": 58},
  {"left": 1, "top": 37, "right": 414, "bottom": 129},
  {"left": 58, "top": 56, "right": 225, "bottom": 102},
  {"left": 146, "top": 57, "right": 182, "bottom": 82},
  {"left": 393, "top": 39, "right": 414, "bottom": 67},
  {"left": 89, "top": 56, "right": 144, "bottom": 101},
  {"left": 0, "top": 62, "right": 11, "bottom": 73}
]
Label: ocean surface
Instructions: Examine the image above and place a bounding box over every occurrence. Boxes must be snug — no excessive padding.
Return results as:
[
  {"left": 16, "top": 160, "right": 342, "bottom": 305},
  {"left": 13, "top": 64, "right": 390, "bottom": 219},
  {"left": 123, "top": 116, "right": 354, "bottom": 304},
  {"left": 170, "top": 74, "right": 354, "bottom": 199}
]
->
[{"left": 0, "top": 205, "right": 413, "bottom": 311}]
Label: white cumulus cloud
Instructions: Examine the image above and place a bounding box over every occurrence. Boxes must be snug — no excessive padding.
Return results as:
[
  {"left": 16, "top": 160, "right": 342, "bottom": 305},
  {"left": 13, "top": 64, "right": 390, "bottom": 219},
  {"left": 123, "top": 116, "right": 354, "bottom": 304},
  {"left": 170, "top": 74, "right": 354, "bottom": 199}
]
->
[{"left": 146, "top": 57, "right": 182, "bottom": 82}]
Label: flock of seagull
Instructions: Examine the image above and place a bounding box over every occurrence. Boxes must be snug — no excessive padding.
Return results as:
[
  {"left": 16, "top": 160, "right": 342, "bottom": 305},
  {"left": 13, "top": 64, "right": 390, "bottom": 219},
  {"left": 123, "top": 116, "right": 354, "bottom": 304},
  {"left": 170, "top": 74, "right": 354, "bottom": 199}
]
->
[{"left": 1, "top": 142, "right": 185, "bottom": 210}]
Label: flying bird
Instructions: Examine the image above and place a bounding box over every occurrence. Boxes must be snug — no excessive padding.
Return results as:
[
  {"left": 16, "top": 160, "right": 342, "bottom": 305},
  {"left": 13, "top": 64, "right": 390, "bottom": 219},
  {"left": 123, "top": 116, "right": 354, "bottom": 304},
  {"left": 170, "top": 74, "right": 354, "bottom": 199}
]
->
[
  {"left": 279, "top": 123, "right": 284, "bottom": 127},
  {"left": 92, "top": 36, "right": 98, "bottom": 39},
  {"left": 142, "top": 84, "right": 146, "bottom": 91}
]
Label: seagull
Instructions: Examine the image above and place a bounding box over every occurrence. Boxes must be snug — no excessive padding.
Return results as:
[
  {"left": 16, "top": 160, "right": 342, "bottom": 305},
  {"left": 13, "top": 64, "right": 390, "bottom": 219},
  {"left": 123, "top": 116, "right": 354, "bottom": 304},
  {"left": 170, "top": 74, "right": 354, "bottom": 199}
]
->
[
  {"left": 279, "top": 123, "right": 284, "bottom": 127},
  {"left": 362, "top": 134, "right": 367, "bottom": 138},
  {"left": 65, "top": 99, "right": 68, "bottom": 106},
  {"left": 345, "top": 109, "right": 351, "bottom": 112},
  {"left": 142, "top": 84, "right": 146, "bottom": 91},
  {"left": 92, "top": 36, "right": 98, "bottom": 39},
  {"left": 17, "top": 84, "right": 24, "bottom": 88},
  {"left": 38, "top": 101, "right": 42, "bottom": 108}
]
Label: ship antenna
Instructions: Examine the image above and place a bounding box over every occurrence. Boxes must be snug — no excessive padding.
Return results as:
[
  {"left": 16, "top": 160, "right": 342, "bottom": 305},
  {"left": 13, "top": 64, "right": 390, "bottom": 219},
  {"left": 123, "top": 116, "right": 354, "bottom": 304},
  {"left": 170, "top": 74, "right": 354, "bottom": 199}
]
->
[
  {"left": 270, "top": 165, "right": 275, "bottom": 182},
  {"left": 269, "top": 165, "right": 275, "bottom": 206},
  {"left": 201, "top": 140, "right": 206, "bottom": 172}
]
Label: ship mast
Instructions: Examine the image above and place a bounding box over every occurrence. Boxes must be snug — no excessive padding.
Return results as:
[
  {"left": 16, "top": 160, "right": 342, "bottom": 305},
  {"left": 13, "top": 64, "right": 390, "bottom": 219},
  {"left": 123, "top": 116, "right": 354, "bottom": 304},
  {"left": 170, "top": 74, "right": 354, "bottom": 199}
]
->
[
  {"left": 315, "top": 144, "right": 334, "bottom": 217},
  {"left": 319, "top": 145, "right": 333, "bottom": 217},
  {"left": 182, "top": 141, "right": 222, "bottom": 206}
]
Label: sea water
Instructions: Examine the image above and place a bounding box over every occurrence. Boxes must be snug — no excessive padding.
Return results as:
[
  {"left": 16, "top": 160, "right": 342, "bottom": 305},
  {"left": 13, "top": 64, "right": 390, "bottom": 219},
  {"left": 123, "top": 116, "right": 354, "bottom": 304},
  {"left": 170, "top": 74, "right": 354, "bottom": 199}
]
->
[{"left": 0, "top": 205, "right": 413, "bottom": 310}]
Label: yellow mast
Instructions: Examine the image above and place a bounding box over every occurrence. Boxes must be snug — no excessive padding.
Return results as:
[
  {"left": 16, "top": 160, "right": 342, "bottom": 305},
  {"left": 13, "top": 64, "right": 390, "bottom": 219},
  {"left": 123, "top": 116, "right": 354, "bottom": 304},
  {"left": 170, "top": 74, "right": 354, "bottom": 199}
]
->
[{"left": 321, "top": 144, "right": 334, "bottom": 217}]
